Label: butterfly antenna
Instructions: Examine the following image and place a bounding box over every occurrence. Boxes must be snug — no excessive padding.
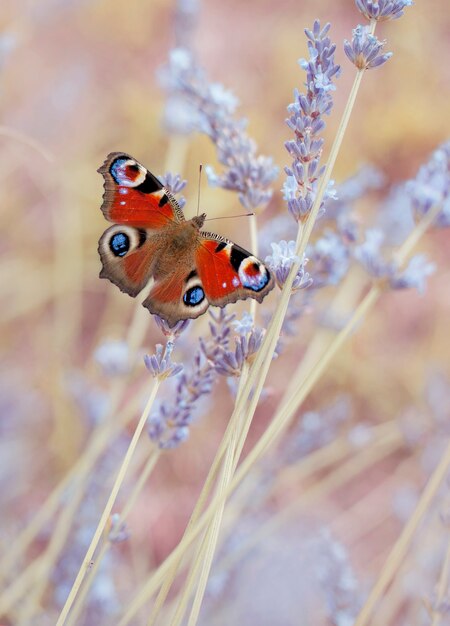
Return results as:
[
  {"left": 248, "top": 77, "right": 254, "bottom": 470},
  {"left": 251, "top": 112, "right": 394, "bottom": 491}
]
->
[
  {"left": 204, "top": 212, "right": 255, "bottom": 222},
  {"left": 196, "top": 164, "right": 203, "bottom": 217}
]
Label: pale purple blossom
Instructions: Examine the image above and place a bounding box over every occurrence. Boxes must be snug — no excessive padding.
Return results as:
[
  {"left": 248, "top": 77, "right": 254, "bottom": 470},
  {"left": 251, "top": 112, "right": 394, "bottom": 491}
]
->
[
  {"left": 148, "top": 310, "right": 233, "bottom": 449},
  {"left": 316, "top": 529, "right": 362, "bottom": 626},
  {"left": 355, "top": 0, "right": 413, "bottom": 22},
  {"left": 265, "top": 241, "right": 313, "bottom": 291},
  {"left": 108, "top": 513, "right": 130, "bottom": 544},
  {"left": 282, "top": 396, "right": 352, "bottom": 462},
  {"left": 390, "top": 254, "right": 435, "bottom": 294},
  {"left": 215, "top": 328, "right": 265, "bottom": 377},
  {"left": 144, "top": 342, "right": 183, "bottom": 380},
  {"left": 284, "top": 20, "right": 341, "bottom": 222},
  {"left": 406, "top": 141, "right": 450, "bottom": 228},
  {"left": 159, "top": 47, "right": 277, "bottom": 210},
  {"left": 307, "top": 231, "right": 350, "bottom": 287},
  {"left": 231, "top": 312, "right": 255, "bottom": 336},
  {"left": 354, "top": 228, "right": 435, "bottom": 293},
  {"left": 344, "top": 25, "right": 393, "bottom": 70},
  {"left": 94, "top": 340, "right": 131, "bottom": 377},
  {"left": 159, "top": 172, "right": 187, "bottom": 210},
  {"left": 353, "top": 228, "right": 390, "bottom": 278}
]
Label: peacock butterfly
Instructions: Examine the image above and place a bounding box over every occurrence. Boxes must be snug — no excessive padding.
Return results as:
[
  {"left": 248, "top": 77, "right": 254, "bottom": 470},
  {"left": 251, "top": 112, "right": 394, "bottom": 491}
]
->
[{"left": 98, "top": 153, "right": 274, "bottom": 327}]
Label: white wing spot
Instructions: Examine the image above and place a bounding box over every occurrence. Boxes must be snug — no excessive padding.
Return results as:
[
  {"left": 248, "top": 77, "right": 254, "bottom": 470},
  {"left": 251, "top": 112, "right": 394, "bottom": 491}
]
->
[
  {"left": 222, "top": 282, "right": 227, "bottom": 288},
  {"left": 119, "top": 188, "right": 128, "bottom": 195},
  {"left": 120, "top": 201, "right": 126, "bottom": 206},
  {"left": 232, "top": 277, "right": 240, "bottom": 287}
]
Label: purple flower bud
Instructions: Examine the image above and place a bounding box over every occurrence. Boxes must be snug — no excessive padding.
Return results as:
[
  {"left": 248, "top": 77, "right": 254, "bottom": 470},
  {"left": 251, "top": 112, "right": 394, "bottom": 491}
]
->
[
  {"left": 144, "top": 341, "right": 183, "bottom": 380},
  {"left": 355, "top": 0, "right": 413, "bottom": 22},
  {"left": 344, "top": 25, "right": 392, "bottom": 70}
]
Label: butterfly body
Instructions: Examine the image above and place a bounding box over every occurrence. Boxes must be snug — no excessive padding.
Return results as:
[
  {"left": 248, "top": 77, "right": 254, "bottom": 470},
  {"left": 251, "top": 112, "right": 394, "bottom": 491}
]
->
[{"left": 98, "top": 153, "right": 274, "bottom": 327}]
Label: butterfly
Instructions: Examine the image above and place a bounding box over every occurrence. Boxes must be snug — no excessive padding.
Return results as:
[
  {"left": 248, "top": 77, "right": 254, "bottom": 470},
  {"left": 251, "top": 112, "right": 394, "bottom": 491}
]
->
[{"left": 98, "top": 152, "right": 275, "bottom": 327}]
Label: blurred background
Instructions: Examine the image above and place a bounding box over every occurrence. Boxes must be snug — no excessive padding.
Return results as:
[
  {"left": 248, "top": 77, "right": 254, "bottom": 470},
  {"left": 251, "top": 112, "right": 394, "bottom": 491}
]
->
[{"left": 1, "top": 0, "right": 450, "bottom": 624}]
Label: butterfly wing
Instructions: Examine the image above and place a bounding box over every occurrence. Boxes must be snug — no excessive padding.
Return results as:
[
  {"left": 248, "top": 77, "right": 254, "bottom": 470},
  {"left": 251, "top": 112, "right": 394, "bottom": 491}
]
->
[
  {"left": 142, "top": 265, "right": 209, "bottom": 327},
  {"left": 98, "top": 153, "right": 185, "bottom": 296},
  {"left": 98, "top": 152, "right": 185, "bottom": 228},
  {"left": 195, "top": 232, "right": 274, "bottom": 307},
  {"left": 98, "top": 225, "right": 162, "bottom": 296}
]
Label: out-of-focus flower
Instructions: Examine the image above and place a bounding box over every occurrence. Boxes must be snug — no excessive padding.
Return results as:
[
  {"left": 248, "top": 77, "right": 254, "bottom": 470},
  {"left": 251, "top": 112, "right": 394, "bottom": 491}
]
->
[
  {"left": 316, "top": 529, "right": 362, "bottom": 626},
  {"left": 281, "top": 396, "right": 352, "bottom": 462},
  {"left": 284, "top": 20, "right": 340, "bottom": 223},
  {"left": 66, "top": 373, "right": 108, "bottom": 425},
  {"left": 174, "top": 0, "right": 199, "bottom": 49},
  {"left": 406, "top": 141, "right": 450, "bottom": 228},
  {"left": 94, "top": 340, "right": 131, "bottom": 377},
  {"left": 159, "top": 47, "right": 277, "bottom": 211},
  {"left": 108, "top": 513, "right": 130, "bottom": 544},
  {"left": 307, "top": 231, "right": 350, "bottom": 288},
  {"left": 159, "top": 172, "right": 187, "bottom": 210},
  {"left": 344, "top": 25, "right": 392, "bottom": 70},
  {"left": 354, "top": 229, "right": 435, "bottom": 293},
  {"left": 355, "top": 0, "right": 413, "bottom": 22},
  {"left": 390, "top": 254, "right": 435, "bottom": 294},
  {"left": 144, "top": 342, "right": 183, "bottom": 380},
  {"left": 231, "top": 312, "right": 255, "bottom": 336},
  {"left": 265, "top": 240, "right": 313, "bottom": 291}
]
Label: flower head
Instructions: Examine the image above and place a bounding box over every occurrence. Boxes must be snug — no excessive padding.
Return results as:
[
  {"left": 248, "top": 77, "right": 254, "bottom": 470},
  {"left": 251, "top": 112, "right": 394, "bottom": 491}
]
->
[
  {"left": 265, "top": 241, "right": 313, "bottom": 291},
  {"left": 406, "top": 141, "right": 450, "bottom": 228},
  {"left": 108, "top": 514, "right": 130, "bottom": 544},
  {"left": 144, "top": 342, "right": 183, "bottom": 380},
  {"left": 284, "top": 21, "right": 340, "bottom": 222},
  {"left": 354, "top": 229, "right": 435, "bottom": 294},
  {"left": 94, "top": 340, "right": 131, "bottom": 377},
  {"left": 159, "top": 46, "right": 277, "bottom": 211},
  {"left": 344, "top": 25, "right": 392, "bottom": 70},
  {"left": 390, "top": 254, "right": 435, "bottom": 294},
  {"left": 158, "top": 172, "right": 187, "bottom": 209},
  {"left": 307, "top": 231, "right": 350, "bottom": 288},
  {"left": 355, "top": 0, "right": 413, "bottom": 22},
  {"left": 215, "top": 328, "right": 265, "bottom": 377}
]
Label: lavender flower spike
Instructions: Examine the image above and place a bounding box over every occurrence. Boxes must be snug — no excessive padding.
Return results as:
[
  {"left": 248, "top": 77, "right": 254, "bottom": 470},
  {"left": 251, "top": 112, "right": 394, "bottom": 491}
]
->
[
  {"left": 265, "top": 241, "right": 313, "bottom": 291},
  {"left": 406, "top": 141, "right": 450, "bottom": 228},
  {"left": 390, "top": 254, "right": 435, "bottom": 295},
  {"left": 284, "top": 21, "right": 340, "bottom": 222},
  {"left": 344, "top": 25, "right": 392, "bottom": 70},
  {"left": 356, "top": 0, "right": 413, "bottom": 22},
  {"left": 144, "top": 342, "right": 183, "bottom": 380},
  {"left": 354, "top": 229, "right": 435, "bottom": 294}
]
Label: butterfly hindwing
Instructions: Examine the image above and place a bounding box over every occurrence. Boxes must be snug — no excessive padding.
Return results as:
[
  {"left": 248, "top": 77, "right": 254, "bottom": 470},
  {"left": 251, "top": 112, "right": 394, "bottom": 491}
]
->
[
  {"left": 98, "top": 224, "right": 160, "bottom": 296},
  {"left": 142, "top": 267, "right": 209, "bottom": 327},
  {"left": 98, "top": 152, "right": 185, "bottom": 228},
  {"left": 196, "top": 233, "right": 274, "bottom": 307}
]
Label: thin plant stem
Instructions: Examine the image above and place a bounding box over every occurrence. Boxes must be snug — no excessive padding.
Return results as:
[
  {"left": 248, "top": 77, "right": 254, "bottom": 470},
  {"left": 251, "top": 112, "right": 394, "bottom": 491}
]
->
[
  {"left": 354, "top": 438, "right": 450, "bottom": 626},
  {"left": 56, "top": 379, "right": 161, "bottom": 626},
  {"left": 216, "top": 429, "right": 402, "bottom": 577},
  {"left": 430, "top": 537, "right": 450, "bottom": 626},
  {"left": 64, "top": 449, "right": 161, "bottom": 626},
  {"left": 170, "top": 366, "right": 250, "bottom": 626},
  {"left": 146, "top": 366, "right": 250, "bottom": 626}
]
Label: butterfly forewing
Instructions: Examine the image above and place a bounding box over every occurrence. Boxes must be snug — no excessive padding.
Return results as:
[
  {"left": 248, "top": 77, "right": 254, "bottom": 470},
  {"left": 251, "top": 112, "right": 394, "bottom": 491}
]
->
[
  {"left": 98, "top": 152, "right": 185, "bottom": 228},
  {"left": 196, "top": 233, "right": 274, "bottom": 307}
]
